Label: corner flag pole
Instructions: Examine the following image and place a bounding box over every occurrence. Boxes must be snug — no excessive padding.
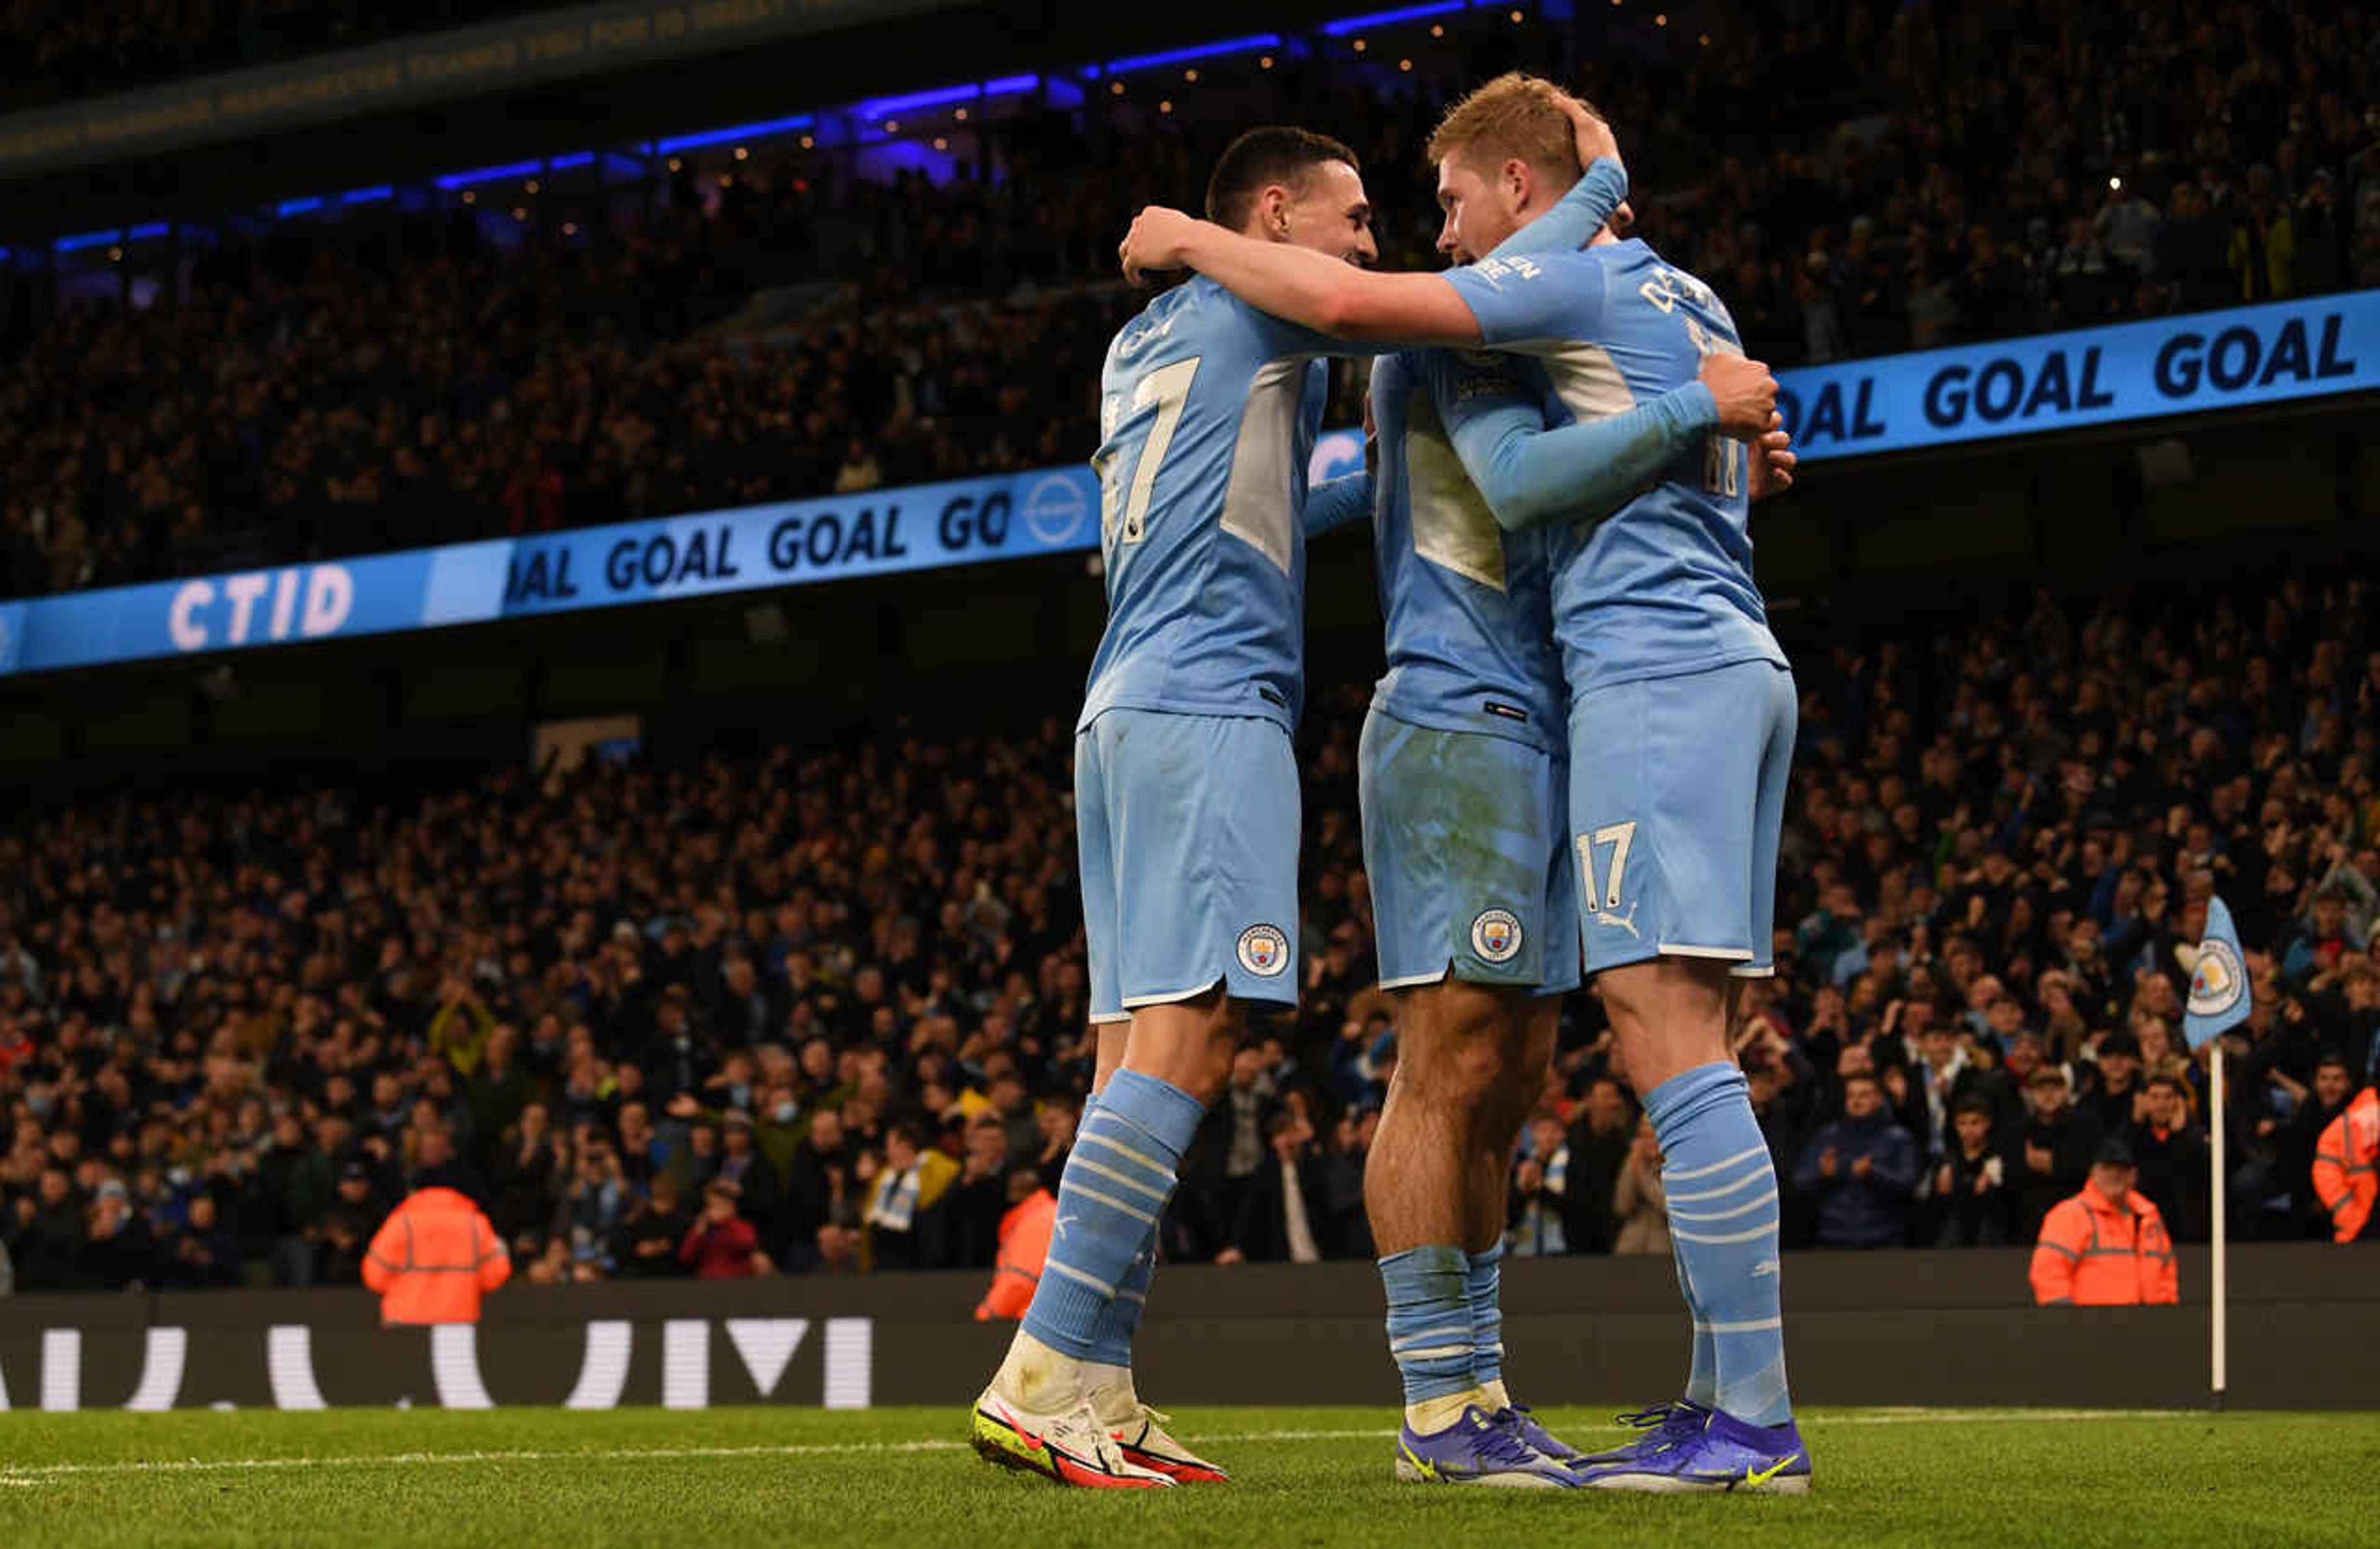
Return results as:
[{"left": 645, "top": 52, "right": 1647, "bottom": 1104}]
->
[
  {"left": 2185, "top": 893, "right": 2250, "bottom": 1414},
  {"left": 2209, "top": 1041, "right": 2226, "bottom": 1411}
]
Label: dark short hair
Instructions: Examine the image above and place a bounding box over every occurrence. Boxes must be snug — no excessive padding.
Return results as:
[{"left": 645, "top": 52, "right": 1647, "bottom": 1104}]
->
[{"left": 1205, "top": 126, "right": 1361, "bottom": 229}]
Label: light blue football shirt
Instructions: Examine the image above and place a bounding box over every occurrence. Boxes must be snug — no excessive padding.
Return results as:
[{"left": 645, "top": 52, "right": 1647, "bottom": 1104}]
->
[
  {"left": 1082, "top": 278, "right": 1341, "bottom": 731},
  {"left": 1443, "top": 241, "right": 1787, "bottom": 692},
  {"left": 1365, "top": 346, "right": 1567, "bottom": 749},
  {"left": 1359, "top": 161, "right": 1621, "bottom": 751}
]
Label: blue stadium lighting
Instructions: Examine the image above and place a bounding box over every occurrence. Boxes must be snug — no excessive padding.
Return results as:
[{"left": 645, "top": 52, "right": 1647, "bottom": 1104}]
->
[
  {"left": 55, "top": 229, "right": 121, "bottom": 253},
  {"left": 276, "top": 197, "right": 324, "bottom": 218},
  {"left": 343, "top": 185, "right": 394, "bottom": 205},
  {"left": 126, "top": 222, "right": 170, "bottom": 241},
  {"left": 1104, "top": 34, "right": 1282, "bottom": 74},
  {"left": 858, "top": 74, "right": 1040, "bottom": 120},
  {"left": 433, "top": 158, "right": 545, "bottom": 190},
  {"left": 548, "top": 152, "right": 595, "bottom": 172},
  {"left": 861, "top": 83, "right": 985, "bottom": 118},
  {"left": 1320, "top": 1, "right": 1467, "bottom": 34},
  {"left": 655, "top": 114, "right": 815, "bottom": 154}
]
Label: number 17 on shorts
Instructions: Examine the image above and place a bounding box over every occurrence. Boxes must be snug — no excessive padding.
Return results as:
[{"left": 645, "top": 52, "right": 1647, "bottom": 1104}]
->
[{"left": 1569, "top": 660, "right": 1796, "bottom": 978}]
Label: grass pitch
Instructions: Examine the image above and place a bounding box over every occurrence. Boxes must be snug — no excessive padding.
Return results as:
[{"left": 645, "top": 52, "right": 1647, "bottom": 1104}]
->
[{"left": 1, "top": 1404, "right": 2369, "bottom": 1549}]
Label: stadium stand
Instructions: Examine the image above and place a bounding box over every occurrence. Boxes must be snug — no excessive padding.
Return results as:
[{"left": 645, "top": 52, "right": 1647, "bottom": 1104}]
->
[
  {"left": 0, "top": 0, "right": 2373, "bottom": 1300},
  {"left": 3, "top": 0, "right": 2377, "bottom": 598},
  {"left": 0, "top": 1, "right": 584, "bottom": 113},
  {"left": 3, "top": 570, "right": 2374, "bottom": 1290}
]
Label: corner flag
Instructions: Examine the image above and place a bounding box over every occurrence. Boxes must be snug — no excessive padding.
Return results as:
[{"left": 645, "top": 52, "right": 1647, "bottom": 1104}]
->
[
  {"left": 2184, "top": 894, "right": 2253, "bottom": 1051},
  {"left": 2188, "top": 893, "right": 2254, "bottom": 1411}
]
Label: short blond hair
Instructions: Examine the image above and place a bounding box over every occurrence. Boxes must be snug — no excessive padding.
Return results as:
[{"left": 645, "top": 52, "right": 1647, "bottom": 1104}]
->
[{"left": 1426, "top": 72, "right": 1582, "bottom": 183}]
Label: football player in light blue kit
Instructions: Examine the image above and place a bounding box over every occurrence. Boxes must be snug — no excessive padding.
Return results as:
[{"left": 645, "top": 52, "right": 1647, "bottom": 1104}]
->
[
  {"left": 1294, "top": 113, "right": 1783, "bottom": 1486},
  {"left": 970, "top": 126, "right": 1386, "bottom": 1491},
  {"left": 1122, "top": 71, "right": 1810, "bottom": 1494}
]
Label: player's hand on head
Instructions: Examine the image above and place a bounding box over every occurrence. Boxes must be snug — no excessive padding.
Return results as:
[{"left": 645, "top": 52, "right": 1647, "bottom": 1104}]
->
[
  {"left": 1749, "top": 418, "right": 1797, "bottom": 501},
  {"left": 1121, "top": 206, "right": 1198, "bottom": 286},
  {"left": 1554, "top": 90, "right": 1621, "bottom": 175},
  {"left": 1700, "top": 353, "right": 1779, "bottom": 441}
]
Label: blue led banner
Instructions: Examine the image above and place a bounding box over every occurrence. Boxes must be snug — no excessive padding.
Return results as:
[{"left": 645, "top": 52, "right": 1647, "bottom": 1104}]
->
[
  {"left": 0, "top": 466, "right": 1098, "bottom": 679},
  {"left": 1311, "top": 291, "right": 2378, "bottom": 482},
  {"left": 0, "top": 293, "right": 2373, "bottom": 681},
  {"left": 1771, "top": 290, "right": 2376, "bottom": 458}
]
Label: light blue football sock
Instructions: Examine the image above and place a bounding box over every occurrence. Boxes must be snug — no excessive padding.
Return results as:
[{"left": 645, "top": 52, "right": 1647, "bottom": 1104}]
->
[
  {"left": 1380, "top": 1245, "right": 1477, "bottom": 1408},
  {"left": 1668, "top": 1234, "right": 1718, "bottom": 1407},
  {"left": 1020, "top": 1070, "right": 1202, "bottom": 1362},
  {"left": 1086, "top": 1238, "right": 1157, "bottom": 1366},
  {"left": 1645, "top": 1062, "right": 1791, "bottom": 1427},
  {"left": 1082, "top": 1093, "right": 1157, "bottom": 1367},
  {"left": 1464, "top": 1242, "right": 1505, "bottom": 1397}
]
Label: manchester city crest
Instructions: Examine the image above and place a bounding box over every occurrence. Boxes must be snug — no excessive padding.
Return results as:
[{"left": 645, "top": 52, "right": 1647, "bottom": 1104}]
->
[
  {"left": 1471, "top": 908, "right": 1523, "bottom": 964},
  {"left": 2187, "top": 935, "right": 2246, "bottom": 1020},
  {"left": 1236, "top": 924, "right": 1290, "bottom": 977}
]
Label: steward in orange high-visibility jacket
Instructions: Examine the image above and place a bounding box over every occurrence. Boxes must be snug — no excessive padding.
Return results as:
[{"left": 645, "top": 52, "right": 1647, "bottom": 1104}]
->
[
  {"left": 2312, "top": 1086, "right": 2380, "bottom": 1243},
  {"left": 363, "top": 1185, "right": 511, "bottom": 1325},
  {"left": 974, "top": 1176, "right": 1056, "bottom": 1322},
  {"left": 2029, "top": 1140, "right": 2177, "bottom": 1306}
]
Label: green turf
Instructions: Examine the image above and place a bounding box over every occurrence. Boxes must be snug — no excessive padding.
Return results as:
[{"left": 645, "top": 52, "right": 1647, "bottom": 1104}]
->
[{"left": 1, "top": 1405, "right": 2369, "bottom": 1549}]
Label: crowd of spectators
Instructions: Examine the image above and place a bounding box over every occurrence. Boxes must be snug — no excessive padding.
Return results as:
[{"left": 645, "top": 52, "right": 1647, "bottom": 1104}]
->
[
  {"left": 2, "top": 570, "right": 2376, "bottom": 1296},
  {"left": 0, "top": 1, "right": 578, "bottom": 113},
  {"left": 1629, "top": 0, "right": 2380, "bottom": 364},
  {"left": 6, "top": 2, "right": 2380, "bottom": 599},
  {"left": 0, "top": 170, "right": 1128, "bottom": 598}
]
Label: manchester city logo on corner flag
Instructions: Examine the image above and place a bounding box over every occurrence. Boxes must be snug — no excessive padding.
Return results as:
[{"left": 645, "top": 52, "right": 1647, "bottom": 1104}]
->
[
  {"left": 2188, "top": 937, "right": 2245, "bottom": 1020},
  {"left": 1471, "top": 908, "right": 1523, "bottom": 964},
  {"left": 1236, "top": 924, "right": 1290, "bottom": 977},
  {"left": 2184, "top": 893, "right": 2254, "bottom": 1050}
]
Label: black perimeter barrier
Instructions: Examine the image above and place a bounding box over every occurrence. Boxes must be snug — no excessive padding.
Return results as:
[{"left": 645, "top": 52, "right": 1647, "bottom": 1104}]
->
[{"left": 0, "top": 1244, "right": 2371, "bottom": 1412}]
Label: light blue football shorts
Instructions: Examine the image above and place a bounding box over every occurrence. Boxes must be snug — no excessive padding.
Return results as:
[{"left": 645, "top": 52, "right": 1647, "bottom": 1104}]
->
[
  {"left": 1359, "top": 706, "right": 1580, "bottom": 995},
  {"left": 1567, "top": 658, "right": 1796, "bottom": 978},
  {"left": 1077, "top": 707, "right": 1302, "bottom": 1023}
]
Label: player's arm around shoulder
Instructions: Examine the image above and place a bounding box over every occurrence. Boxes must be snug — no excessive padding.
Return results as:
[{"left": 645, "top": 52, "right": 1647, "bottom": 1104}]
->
[
  {"left": 1120, "top": 207, "right": 1482, "bottom": 346},
  {"left": 1439, "top": 351, "right": 1785, "bottom": 532}
]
